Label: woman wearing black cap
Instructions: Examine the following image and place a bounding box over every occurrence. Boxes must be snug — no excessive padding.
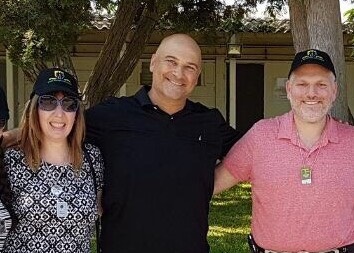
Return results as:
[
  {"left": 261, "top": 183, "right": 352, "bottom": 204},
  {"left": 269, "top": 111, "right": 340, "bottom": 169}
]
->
[
  {"left": 2, "top": 68, "right": 104, "bottom": 253},
  {"left": 0, "top": 86, "right": 14, "bottom": 251}
]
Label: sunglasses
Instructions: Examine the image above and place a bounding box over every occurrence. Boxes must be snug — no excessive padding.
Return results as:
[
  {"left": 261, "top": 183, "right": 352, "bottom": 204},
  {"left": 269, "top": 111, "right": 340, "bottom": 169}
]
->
[{"left": 38, "top": 95, "right": 79, "bottom": 112}]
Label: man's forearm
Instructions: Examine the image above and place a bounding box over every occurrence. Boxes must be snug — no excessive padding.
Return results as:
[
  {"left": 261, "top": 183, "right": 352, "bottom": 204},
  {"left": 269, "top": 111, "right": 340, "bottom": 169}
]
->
[{"left": 213, "top": 164, "right": 238, "bottom": 195}]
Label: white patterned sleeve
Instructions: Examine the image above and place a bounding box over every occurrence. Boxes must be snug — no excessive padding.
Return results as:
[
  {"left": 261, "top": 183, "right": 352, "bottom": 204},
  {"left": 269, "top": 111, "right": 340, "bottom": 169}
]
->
[
  {"left": 85, "top": 143, "right": 104, "bottom": 192},
  {"left": 94, "top": 147, "right": 104, "bottom": 191}
]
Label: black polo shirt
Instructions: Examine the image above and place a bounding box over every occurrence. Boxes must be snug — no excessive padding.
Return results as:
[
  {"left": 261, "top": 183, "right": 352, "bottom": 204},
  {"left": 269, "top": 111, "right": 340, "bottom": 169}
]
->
[{"left": 85, "top": 86, "right": 239, "bottom": 253}]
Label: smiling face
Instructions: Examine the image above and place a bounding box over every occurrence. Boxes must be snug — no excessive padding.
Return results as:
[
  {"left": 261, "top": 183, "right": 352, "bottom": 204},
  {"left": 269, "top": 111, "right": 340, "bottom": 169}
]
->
[
  {"left": 286, "top": 64, "right": 337, "bottom": 124},
  {"left": 148, "top": 34, "right": 201, "bottom": 109},
  {"left": 38, "top": 92, "right": 76, "bottom": 143}
]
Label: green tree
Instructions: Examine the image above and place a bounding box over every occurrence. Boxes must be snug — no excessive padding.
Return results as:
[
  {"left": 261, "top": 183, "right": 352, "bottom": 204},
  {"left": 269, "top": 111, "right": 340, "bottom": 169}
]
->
[
  {"left": 345, "top": 6, "right": 354, "bottom": 22},
  {"left": 0, "top": 0, "right": 285, "bottom": 105},
  {"left": 0, "top": 0, "right": 108, "bottom": 81},
  {"left": 344, "top": 4, "right": 354, "bottom": 44},
  {"left": 0, "top": 0, "right": 350, "bottom": 114}
]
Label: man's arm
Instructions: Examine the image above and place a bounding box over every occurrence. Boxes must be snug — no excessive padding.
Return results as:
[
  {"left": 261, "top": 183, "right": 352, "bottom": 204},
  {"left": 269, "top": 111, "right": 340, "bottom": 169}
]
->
[
  {"left": 213, "top": 162, "right": 239, "bottom": 195},
  {"left": 213, "top": 109, "right": 241, "bottom": 195}
]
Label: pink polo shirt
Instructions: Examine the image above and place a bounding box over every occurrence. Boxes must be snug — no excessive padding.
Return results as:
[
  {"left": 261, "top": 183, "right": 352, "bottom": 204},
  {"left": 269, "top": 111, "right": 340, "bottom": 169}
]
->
[{"left": 223, "top": 111, "right": 354, "bottom": 252}]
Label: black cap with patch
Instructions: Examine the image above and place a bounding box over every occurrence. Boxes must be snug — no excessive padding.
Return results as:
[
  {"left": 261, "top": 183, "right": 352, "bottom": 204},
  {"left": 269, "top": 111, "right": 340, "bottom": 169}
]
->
[
  {"left": 288, "top": 49, "right": 336, "bottom": 78},
  {"left": 30, "top": 68, "right": 80, "bottom": 99}
]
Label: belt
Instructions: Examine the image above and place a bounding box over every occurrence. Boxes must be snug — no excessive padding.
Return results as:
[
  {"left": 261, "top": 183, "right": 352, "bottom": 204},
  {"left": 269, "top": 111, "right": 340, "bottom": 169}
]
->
[{"left": 255, "top": 243, "right": 354, "bottom": 253}]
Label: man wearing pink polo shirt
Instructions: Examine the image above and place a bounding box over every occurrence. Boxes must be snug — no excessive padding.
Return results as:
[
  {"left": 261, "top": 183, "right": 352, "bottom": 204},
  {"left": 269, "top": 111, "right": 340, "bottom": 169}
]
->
[{"left": 214, "top": 49, "right": 354, "bottom": 253}]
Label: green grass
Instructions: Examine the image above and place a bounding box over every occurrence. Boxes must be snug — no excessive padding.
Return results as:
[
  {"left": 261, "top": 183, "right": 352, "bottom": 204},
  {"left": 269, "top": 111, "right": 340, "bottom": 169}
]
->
[
  {"left": 91, "top": 183, "right": 252, "bottom": 253},
  {"left": 91, "top": 238, "right": 98, "bottom": 253},
  {"left": 208, "top": 183, "right": 252, "bottom": 253}
]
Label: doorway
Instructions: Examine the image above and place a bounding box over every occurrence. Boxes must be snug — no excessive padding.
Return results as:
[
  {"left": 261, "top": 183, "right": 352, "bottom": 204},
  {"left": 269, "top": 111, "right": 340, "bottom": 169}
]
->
[{"left": 236, "top": 63, "right": 264, "bottom": 136}]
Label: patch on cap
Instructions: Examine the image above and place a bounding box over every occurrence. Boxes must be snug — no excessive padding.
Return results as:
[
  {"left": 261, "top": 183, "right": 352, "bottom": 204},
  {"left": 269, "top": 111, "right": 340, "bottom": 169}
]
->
[
  {"left": 302, "top": 49, "right": 325, "bottom": 62},
  {"left": 48, "top": 70, "right": 73, "bottom": 86}
]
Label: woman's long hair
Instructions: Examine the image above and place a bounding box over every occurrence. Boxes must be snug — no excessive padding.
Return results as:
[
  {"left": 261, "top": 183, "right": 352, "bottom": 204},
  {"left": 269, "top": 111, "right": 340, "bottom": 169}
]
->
[{"left": 20, "top": 94, "right": 85, "bottom": 171}]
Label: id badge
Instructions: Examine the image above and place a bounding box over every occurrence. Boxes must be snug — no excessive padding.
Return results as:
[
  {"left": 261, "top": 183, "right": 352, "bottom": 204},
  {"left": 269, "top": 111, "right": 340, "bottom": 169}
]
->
[
  {"left": 0, "top": 218, "right": 6, "bottom": 234},
  {"left": 56, "top": 201, "right": 69, "bottom": 218},
  {"left": 301, "top": 167, "right": 312, "bottom": 185}
]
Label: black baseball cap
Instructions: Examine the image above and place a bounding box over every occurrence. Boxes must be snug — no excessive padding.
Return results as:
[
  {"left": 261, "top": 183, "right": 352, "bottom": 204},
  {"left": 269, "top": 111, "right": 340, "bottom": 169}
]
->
[
  {"left": 288, "top": 49, "right": 336, "bottom": 78},
  {"left": 30, "top": 68, "right": 80, "bottom": 99},
  {"left": 0, "top": 87, "right": 9, "bottom": 120}
]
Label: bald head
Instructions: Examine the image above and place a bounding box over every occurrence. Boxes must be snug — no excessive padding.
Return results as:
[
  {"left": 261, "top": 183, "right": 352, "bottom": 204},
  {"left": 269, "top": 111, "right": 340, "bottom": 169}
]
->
[
  {"left": 155, "top": 34, "right": 202, "bottom": 70},
  {"left": 148, "top": 34, "right": 202, "bottom": 114}
]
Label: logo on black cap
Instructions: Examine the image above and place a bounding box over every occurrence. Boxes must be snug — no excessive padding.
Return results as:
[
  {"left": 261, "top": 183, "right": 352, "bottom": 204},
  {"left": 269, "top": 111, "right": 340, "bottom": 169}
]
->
[
  {"left": 302, "top": 50, "right": 325, "bottom": 62},
  {"left": 47, "top": 70, "right": 73, "bottom": 86},
  {"left": 54, "top": 70, "right": 65, "bottom": 80}
]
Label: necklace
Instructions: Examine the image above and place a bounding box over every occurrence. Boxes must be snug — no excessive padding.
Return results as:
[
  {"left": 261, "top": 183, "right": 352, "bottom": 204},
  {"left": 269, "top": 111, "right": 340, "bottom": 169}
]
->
[
  {"left": 43, "top": 161, "right": 69, "bottom": 218},
  {"left": 43, "top": 161, "right": 64, "bottom": 196},
  {"left": 297, "top": 131, "right": 325, "bottom": 185}
]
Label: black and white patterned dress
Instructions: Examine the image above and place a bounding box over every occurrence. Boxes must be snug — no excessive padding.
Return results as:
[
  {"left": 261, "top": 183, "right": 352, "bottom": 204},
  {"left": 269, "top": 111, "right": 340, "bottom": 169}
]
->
[
  {"left": 2, "top": 143, "right": 104, "bottom": 253},
  {"left": 0, "top": 201, "right": 11, "bottom": 252}
]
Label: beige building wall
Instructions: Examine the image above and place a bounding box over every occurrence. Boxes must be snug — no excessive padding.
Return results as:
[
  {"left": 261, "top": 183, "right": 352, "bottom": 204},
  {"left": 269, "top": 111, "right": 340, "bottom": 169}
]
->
[
  {"left": 190, "top": 60, "right": 217, "bottom": 108},
  {"left": 264, "top": 62, "right": 291, "bottom": 118},
  {"left": 72, "top": 57, "right": 98, "bottom": 91}
]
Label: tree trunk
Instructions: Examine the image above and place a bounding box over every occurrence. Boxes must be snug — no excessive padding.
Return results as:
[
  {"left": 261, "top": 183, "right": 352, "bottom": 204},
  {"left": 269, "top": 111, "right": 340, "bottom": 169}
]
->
[
  {"left": 83, "top": 0, "right": 143, "bottom": 106},
  {"left": 83, "top": 0, "right": 178, "bottom": 106},
  {"left": 288, "top": 0, "right": 309, "bottom": 51},
  {"left": 289, "top": 0, "right": 348, "bottom": 121},
  {"left": 107, "top": 3, "right": 159, "bottom": 96}
]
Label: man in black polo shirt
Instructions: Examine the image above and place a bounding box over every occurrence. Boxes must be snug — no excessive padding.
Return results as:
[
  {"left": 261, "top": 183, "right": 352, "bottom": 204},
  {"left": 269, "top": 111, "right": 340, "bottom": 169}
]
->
[{"left": 85, "top": 33, "right": 239, "bottom": 253}]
